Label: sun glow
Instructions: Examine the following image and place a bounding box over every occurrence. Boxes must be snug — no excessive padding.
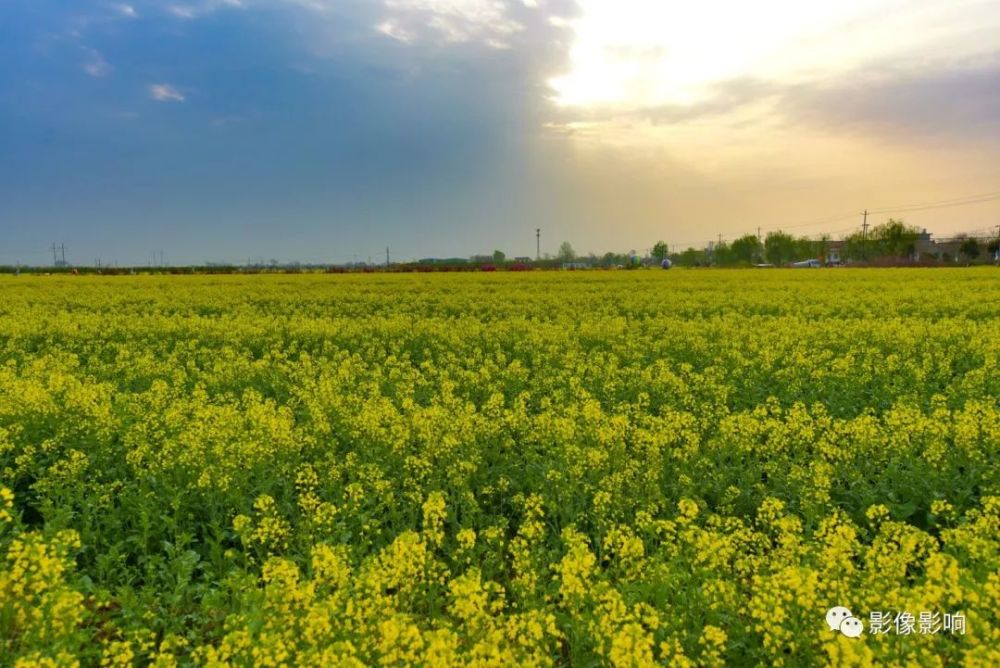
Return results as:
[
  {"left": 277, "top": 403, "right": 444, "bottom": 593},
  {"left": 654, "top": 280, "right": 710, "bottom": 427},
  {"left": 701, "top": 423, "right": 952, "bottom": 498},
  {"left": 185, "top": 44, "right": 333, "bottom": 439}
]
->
[{"left": 548, "top": 0, "right": 995, "bottom": 109}]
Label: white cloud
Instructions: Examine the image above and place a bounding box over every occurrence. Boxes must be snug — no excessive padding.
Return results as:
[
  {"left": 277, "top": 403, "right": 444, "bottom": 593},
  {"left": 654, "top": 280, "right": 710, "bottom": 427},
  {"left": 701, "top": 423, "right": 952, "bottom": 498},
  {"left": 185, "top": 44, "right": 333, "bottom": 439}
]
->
[
  {"left": 376, "top": 20, "right": 414, "bottom": 43},
  {"left": 284, "top": 0, "right": 332, "bottom": 10},
  {"left": 168, "top": 0, "right": 243, "bottom": 20},
  {"left": 113, "top": 3, "right": 138, "bottom": 18},
  {"left": 149, "top": 83, "right": 185, "bottom": 102},
  {"left": 377, "top": 0, "right": 528, "bottom": 48},
  {"left": 549, "top": 0, "right": 1000, "bottom": 110},
  {"left": 168, "top": 5, "right": 198, "bottom": 19},
  {"left": 83, "top": 49, "right": 112, "bottom": 77}
]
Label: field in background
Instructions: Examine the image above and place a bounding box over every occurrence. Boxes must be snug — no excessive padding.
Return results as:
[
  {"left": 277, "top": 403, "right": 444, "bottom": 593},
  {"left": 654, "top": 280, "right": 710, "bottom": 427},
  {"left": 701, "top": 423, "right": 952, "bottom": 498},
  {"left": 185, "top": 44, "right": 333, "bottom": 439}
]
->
[{"left": 1, "top": 269, "right": 998, "bottom": 666}]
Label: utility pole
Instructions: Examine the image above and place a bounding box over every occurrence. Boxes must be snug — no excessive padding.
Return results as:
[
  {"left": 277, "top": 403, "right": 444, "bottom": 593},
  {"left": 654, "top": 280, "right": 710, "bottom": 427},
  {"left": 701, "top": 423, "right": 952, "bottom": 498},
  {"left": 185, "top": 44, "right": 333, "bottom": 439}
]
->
[
  {"left": 536, "top": 228, "right": 540, "bottom": 261},
  {"left": 861, "top": 210, "right": 869, "bottom": 240},
  {"left": 51, "top": 243, "right": 67, "bottom": 266},
  {"left": 386, "top": 246, "right": 390, "bottom": 267},
  {"left": 757, "top": 226, "right": 761, "bottom": 241}
]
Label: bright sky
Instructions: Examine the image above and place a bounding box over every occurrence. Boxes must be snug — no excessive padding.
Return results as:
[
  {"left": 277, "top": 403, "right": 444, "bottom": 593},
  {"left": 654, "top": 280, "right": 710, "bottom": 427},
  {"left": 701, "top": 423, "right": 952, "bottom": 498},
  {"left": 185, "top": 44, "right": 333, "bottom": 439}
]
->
[
  {"left": 550, "top": 1, "right": 996, "bottom": 107},
  {"left": 1, "top": 0, "right": 998, "bottom": 264}
]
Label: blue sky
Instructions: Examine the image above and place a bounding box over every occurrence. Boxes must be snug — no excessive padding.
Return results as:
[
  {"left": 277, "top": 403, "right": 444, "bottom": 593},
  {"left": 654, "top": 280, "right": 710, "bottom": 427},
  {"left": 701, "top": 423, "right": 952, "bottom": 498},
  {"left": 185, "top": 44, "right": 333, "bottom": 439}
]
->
[{"left": 2, "top": 1, "right": 998, "bottom": 265}]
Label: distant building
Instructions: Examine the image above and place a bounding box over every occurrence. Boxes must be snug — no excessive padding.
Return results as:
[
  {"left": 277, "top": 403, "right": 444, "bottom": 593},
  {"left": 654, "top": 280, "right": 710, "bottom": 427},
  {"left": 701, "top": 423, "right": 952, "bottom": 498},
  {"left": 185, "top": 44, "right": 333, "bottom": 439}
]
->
[
  {"left": 514, "top": 256, "right": 532, "bottom": 263},
  {"left": 913, "top": 229, "right": 938, "bottom": 261},
  {"left": 913, "top": 230, "right": 965, "bottom": 262},
  {"left": 932, "top": 240, "right": 964, "bottom": 263},
  {"left": 825, "top": 241, "right": 844, "bottom": 265},
  {"left": 562, "top": 262, "right": 591, "bottom": 270},
  {"left": 470, "top": 255, "right": 493, "bottom": 263}
]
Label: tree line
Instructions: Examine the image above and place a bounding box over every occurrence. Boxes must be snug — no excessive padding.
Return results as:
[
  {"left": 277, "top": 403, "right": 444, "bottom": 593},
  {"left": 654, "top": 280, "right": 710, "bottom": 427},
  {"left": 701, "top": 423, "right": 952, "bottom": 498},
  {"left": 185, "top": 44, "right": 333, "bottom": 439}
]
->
[{"left": 665, "top": 220, "right": 998, "bottom": 267}]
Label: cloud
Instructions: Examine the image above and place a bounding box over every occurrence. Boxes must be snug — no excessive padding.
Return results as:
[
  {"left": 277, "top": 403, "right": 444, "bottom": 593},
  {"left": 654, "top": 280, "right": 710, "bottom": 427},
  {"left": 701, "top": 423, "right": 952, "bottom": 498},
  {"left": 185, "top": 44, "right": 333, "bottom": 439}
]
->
[
  {"left": 548, "top": 0, "right": 1000, "bottom": 113},
  {"left": 544, "top": 54, "right": 1000, "bottom": 150},
  {"left": 168, "top": 0, "right": 244, "bottom": 20},
  {"left": 83, "top": 49, "right": 112, "bottom": 77},
  {"left": 149, "top": 83, "right": 185, "bottom": 102},
  {"left": 279, "top": 0, "right": 577, "bottom": 113},
  {"left": 375, "top": 0, "right": 530, "bottom": 48},
  {"left": 779, "top": 58, "right": 1000, "bottom": 141},
  {"left": 375, "top": 20, "right": 415, "bottom": 43},
  {"left": 168, "top": 6, "right": 198, "bottom": 19},
  {"left": 112, "top": 3, "right": 138, "bottom": 18}
]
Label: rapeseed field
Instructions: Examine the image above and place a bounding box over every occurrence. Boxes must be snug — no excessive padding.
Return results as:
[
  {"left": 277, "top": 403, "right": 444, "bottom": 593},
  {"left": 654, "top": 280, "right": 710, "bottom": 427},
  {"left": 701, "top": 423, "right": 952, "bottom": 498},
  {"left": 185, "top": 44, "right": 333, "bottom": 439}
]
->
[{"left": 1, "top": 269, "right": 998, "bottom": 666}]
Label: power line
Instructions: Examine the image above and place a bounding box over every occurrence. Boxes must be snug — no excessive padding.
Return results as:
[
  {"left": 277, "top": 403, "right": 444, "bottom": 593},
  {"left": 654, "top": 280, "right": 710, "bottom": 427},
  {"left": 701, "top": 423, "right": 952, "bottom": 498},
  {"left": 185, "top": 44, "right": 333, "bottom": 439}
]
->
[
  {"left": 868, "top": 192, "right": 1000, "bottom": 215},
  {"left": 667, "top": 189, "right": 998, "bottom": 250},
  {"left": 745, "top": 189, "right": 1000, "bottom": 238},
  {"left": 868, "top": 190, "right": 1000, "bottom": 214},
  {"left": 760, "top": 211, "right": 859, "bottom": 233}
]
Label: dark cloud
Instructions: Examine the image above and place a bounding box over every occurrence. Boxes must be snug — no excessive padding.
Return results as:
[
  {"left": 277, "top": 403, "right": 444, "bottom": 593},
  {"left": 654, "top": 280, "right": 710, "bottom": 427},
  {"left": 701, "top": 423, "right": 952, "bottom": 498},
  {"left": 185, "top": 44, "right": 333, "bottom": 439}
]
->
[
  {"left": 779, "top": 57, "right": 1000, "bottom": 142},
  {"left": 550, "top": 55, "right": 1000, "bottom": 144},
  {"left": 0, "top": 0, "right": 583, "bottom": 263}
]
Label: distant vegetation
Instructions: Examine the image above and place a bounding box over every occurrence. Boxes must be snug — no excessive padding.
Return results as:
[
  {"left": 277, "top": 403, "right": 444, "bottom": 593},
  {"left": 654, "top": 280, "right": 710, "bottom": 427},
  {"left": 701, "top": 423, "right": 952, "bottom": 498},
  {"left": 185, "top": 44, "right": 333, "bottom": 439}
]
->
[
  {"left": 669, "top": 220, "right": 999, "bottom": 267},
  {"left": 3, "top": 221, "right": 997, "bottom": 275}
]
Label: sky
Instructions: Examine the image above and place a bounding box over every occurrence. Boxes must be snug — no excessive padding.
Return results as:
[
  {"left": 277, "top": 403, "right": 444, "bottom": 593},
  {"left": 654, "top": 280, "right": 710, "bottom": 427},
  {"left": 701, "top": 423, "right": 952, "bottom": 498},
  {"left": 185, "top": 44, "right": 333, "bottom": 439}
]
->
[{"left": 1, "top": 0, "right": 998, "bottom": 265}]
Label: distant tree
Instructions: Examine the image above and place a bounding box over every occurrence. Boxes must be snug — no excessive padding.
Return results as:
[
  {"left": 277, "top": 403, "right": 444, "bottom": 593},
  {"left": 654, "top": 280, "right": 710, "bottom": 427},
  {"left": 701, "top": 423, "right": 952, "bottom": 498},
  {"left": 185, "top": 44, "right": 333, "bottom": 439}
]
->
[
  {"left": 730, "top": 234, "right": 762, "bottom": 264},
  {"left": 794, "top": 237, "right": 824, "bottom": 261},
  {"left": 842, "top": 219, "right": 921, "bottom": 262},
  {"left": 987, "top": 237, "right": 1000, "bottom": 258},
  {"left": 959, "top": 238, "right": 980, "bottom": 261},
  {"left": 872, "top": 219, "right": 920, "bottom": 258},
  {"left": 764, "top": 231, "right": 797, "bottom": 265},
  {"left": 493, "top": 250, "right": 506, "bottom": 263},
  {"left": 672, "top": 248, "right": 707, "bottom": 267},
  {"left": 599, "top": 251, "right": 629, "bottom": 267},
  {"left": 651, "top": 241, "right": 669, "bottom": 263},
  {"left": 713, "top": 242, "right": 736, "bottom": 266},
  {"left": 558, "top": 241, "right": 576, "bottom": 262},
  {"left": 815, "top": 234, "right": 831, "bottom": 264},
  {"left": 842, "top": 231, "right": 871, "bottom": 262}
]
